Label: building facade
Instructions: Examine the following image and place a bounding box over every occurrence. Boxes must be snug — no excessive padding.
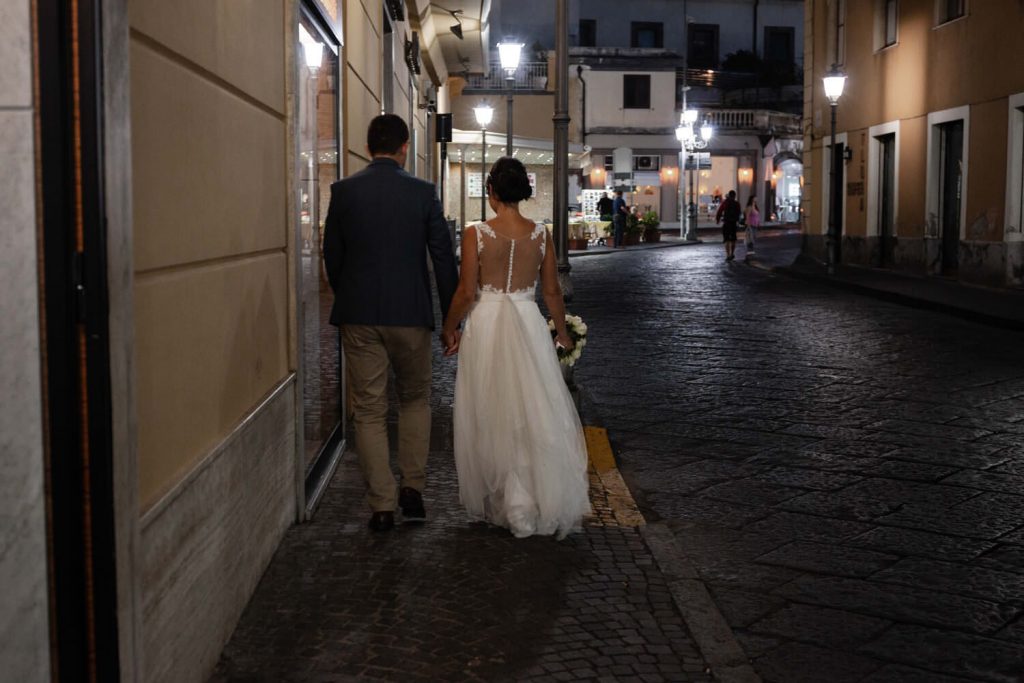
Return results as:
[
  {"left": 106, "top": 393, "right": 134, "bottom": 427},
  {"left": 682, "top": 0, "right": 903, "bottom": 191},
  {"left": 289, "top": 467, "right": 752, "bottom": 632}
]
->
[
  {"left": 451, "top": 0, "right": 805, "bottom": 230},
  {"left": 804, "top": 0, "right": 1024, "bottom": 287},
  {"left": 570, "top": 0, "right": 805, "bottom": 227},
  {"left": 0, "top": 1, "right": 475, "bottom": 681}
]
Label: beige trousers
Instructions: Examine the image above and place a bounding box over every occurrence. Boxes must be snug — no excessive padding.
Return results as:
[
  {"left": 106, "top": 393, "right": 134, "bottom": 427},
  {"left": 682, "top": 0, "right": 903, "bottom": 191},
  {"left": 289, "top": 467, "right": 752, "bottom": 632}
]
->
[{"left": 341, "top": 325, "right": 432, "bottom": 511}]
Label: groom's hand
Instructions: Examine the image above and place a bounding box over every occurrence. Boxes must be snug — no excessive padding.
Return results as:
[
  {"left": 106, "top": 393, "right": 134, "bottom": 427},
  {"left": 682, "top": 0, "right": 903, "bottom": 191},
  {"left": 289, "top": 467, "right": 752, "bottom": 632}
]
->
[{"left": 441, "top": 329, "right": 461, "bottom": 356}]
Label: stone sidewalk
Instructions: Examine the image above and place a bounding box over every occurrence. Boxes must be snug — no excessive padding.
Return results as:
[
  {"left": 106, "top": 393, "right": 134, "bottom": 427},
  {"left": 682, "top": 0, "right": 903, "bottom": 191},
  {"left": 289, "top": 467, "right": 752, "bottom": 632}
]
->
[{"left": 211, "top": 355, "right": 719, "bottom": 683}]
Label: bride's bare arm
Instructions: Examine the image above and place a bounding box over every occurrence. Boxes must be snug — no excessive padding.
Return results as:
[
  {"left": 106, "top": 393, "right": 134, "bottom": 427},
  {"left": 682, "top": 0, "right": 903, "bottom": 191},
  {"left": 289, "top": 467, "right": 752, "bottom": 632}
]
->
[
  {"left": 540, "top": 232, "right": 573, "bottom": 349},
  {"left": 441, "top": 227, "right": 479, "bottom": 348}
]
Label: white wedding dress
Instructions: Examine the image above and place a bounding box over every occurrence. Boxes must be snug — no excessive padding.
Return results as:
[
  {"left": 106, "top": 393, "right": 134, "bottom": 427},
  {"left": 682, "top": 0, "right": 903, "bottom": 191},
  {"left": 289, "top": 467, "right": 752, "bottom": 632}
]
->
[{"left": 454, "top": 221, "right": 591, "bottom": 539}]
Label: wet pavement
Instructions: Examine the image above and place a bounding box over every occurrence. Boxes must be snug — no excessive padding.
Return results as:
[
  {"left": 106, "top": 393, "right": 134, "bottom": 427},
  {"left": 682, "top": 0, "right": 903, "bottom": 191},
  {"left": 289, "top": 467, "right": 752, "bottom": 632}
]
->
[
  {"left": 572, "top": 231, "right": 1024, "bottom": 682},
  {"left": 213, "top": 230, "right": 1024, "bottom": 682},
  {"left": 212, "top": 355, "right": 712, "bottom": 682}
]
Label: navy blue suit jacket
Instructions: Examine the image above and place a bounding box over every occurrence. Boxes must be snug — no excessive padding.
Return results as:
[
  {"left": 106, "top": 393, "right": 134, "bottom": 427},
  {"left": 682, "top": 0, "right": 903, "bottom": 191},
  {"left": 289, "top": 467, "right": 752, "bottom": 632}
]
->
[{"left": 322, "top": 158, "right": 458, "bottom": 330}]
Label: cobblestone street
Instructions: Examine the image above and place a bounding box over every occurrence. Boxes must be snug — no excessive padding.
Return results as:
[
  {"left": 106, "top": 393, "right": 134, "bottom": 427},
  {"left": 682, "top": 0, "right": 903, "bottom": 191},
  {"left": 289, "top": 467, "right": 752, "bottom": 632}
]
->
[
  {"left": 212, "top": 349, "right": 712, "bottom": 682},
  {"left": 211, "top": 232, "right": 1024, "bottom": 683},
  {"left": 572, "top": 234, "right": 1024, "bottom": 682}
]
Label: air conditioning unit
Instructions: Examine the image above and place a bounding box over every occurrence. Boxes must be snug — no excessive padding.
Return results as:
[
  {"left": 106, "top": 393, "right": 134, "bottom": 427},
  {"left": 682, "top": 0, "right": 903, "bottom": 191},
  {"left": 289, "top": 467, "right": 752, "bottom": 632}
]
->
[{"left": 633, "top": 155, "right": 661, "bottom": 171}]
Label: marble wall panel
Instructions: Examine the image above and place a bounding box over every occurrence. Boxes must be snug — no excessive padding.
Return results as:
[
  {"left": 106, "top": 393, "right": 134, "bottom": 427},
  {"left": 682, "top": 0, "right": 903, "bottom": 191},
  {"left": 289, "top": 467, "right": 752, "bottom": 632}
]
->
[
  {"left": 0, "top": 108, "right": 50, "bottom": 681},
  {"left": 0, "top": 0, "right": 31, "bottom": 107},
  {"left": 141, "top": 381, "right": 296, "bottom": 683}
]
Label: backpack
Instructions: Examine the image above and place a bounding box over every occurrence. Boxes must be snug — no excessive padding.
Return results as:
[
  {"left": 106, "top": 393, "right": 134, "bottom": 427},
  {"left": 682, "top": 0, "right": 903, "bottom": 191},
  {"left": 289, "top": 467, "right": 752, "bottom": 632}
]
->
[{"left": 723, "top": 199, "right": 741, "bottom": 224}]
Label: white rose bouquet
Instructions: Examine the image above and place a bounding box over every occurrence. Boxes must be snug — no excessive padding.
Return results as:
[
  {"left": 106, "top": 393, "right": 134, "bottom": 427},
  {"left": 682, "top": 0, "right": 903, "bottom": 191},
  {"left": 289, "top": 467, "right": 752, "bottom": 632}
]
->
[{"left": 548, "top": 313, "right": 587, "bottom": 367}]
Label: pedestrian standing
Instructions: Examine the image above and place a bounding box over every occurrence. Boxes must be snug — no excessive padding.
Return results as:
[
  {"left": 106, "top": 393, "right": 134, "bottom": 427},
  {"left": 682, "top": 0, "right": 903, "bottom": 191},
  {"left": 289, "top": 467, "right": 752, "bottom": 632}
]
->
[
  {"left": 743, "top": 195, "right": 761, "bottom": 259},
  {"left": 596, "top": 192, "right": 614, "bottom": 220},
  {"left": 612, "top": 190, "right": 628, "bottom": 248},
  {"left": 323, "top": 114, "right": 459, "bottom": 533},
  {"left": 715, "top": 189, "right": 742, "bottom": 261}
]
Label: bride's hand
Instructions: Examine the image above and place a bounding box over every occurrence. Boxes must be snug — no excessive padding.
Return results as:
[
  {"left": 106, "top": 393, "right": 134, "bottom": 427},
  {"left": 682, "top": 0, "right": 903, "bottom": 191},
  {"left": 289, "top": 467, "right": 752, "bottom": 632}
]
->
[{"left": 555, "top": 332, "right": 573, "bottom": 351}]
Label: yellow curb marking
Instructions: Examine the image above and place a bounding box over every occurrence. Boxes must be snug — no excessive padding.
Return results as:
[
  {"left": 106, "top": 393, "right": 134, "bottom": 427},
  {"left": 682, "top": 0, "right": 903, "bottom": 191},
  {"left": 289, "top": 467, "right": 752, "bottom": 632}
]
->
[
  {"left": 584, "top": 425, "right": 645, "bottom": 528},
  {"left": 584, "top": 426, "right": 617, "bottom": 473}
]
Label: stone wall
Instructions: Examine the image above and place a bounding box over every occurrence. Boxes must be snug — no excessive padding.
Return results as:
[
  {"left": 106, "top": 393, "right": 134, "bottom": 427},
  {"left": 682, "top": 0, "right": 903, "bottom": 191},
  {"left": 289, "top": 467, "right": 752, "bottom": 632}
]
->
[{"left": 0, "top": 1, "right": 51, "bottom": 680}]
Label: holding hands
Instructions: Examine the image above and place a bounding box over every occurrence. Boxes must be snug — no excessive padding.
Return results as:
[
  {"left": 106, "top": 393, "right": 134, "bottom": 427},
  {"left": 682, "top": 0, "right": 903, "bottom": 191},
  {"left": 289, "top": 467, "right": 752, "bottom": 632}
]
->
[{"left": 441, "top": 328, "right": 461, "bottom": 356}]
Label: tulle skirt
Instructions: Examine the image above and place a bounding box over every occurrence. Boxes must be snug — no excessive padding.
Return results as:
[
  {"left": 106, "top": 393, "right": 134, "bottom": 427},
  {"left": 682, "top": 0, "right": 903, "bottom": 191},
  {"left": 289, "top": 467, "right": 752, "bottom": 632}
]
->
[{"left": 453, "top": 291, "right": 591, "bottom": 539}]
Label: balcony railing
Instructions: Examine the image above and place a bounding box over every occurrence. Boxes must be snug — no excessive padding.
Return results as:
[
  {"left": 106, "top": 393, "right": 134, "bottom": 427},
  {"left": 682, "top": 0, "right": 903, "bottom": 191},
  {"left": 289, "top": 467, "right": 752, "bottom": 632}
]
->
[
  {"left": 697, "top": 109, "right": 802, "bottom": 135},
  {"left": 463, "top": 62, "right": 550, "bottom": 91}
]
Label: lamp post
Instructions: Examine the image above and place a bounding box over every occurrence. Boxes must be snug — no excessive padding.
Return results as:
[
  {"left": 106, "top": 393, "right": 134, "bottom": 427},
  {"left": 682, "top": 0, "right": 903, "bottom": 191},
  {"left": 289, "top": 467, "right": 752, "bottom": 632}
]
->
[
  {"left": 675, "top": 108, "right": 711, "bottom": 241},
  {"left": 473, "top": 103, "right": 493, "bottom": 221},
  {"left": 497, "top": 40, "right": 523, "bottom": 157},
  {"left": 823, "top": 67, "right": 847, "bottom": 275}
]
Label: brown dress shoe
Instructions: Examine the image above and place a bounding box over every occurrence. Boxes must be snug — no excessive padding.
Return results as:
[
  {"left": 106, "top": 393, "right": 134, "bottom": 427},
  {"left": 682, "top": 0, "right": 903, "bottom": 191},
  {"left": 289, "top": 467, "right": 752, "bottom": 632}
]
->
[{"left": 368, "top": 511, "right": 395, "bottom": 532}]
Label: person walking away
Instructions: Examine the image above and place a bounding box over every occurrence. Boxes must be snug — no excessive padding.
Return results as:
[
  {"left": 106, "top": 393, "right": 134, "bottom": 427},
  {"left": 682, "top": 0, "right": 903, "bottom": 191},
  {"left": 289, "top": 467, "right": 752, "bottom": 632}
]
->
[
  {"left": 743, "top": 195, "right": 761, "bottom": 259},
  {"left": 715, "top": 189, "right": 742, "bottom": 261},
  {"left": 323, "top": 114, "right": 459, "bottom": 533},
  {"left": 441, "top": 157, "right": 590, "bottom": 539},
  {"left": 612, "top": 190, "right": 628, "bottom": 248}
]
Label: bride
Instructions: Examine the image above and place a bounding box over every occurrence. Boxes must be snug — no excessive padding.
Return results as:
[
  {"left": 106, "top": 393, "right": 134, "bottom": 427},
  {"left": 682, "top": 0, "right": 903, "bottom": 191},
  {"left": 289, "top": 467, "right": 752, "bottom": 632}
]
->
[{"left": 441, "top": 157, "right": 590, "bottom": 539}]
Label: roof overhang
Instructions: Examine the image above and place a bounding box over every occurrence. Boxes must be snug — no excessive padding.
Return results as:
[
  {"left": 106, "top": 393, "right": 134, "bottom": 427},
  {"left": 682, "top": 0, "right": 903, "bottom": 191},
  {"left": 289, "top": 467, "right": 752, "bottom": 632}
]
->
[{"left": 405, "top": 0, "right": 492, "bottom": 84}]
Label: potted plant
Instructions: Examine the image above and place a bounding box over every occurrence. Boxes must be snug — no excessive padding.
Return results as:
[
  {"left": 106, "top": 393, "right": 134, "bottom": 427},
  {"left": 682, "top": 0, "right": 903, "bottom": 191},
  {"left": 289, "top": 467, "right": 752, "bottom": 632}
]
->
[
  {"left": 568, "top": 221, "right": 589, "bottom": 250},
  {"left": 641, "top": 211, "right": 661, "bottom": 243},
  {"left": 602, "top": 221, "right": 615, "bottom": 247},
  {"left": 623, "top": 212, "right": 643, "bottom": 246}
]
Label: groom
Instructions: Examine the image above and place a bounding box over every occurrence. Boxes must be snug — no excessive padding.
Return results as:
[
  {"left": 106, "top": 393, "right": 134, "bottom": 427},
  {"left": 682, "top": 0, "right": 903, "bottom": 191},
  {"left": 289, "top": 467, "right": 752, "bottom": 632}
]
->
[{"left": 323, "top": 114, "right": 459, "bottom": 532}]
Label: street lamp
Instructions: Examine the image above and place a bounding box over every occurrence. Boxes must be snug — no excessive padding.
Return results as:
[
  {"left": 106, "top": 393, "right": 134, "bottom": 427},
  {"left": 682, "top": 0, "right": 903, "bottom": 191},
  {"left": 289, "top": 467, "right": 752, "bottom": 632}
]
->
[
  {"left": 497, "top": 40, "right": 524, "bottom": 157},
  {"left": 823, "top": 67, "right": 847, "bottom": 275},
  {"left": 676, "top": 109, "right": 711, "bottom": 241},
  {"left": 473, "top": 103, "right": 494, "bottom": 221}
]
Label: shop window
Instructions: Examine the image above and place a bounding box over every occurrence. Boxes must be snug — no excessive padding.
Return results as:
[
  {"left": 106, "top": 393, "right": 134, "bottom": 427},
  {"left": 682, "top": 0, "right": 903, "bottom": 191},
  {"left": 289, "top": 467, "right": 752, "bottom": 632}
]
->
[
  {"left": 631, "top": 22, "right": 664, "bottom": 49},
  {"left": 688, "top": 24, "right": 719, "bottom": 69},
  {"left": 623, "top": 75, "right": 651, "bottom": 109},
  {"left": 297, "top": 10, "right": 343, "bottom": 480},
  {"left": 579, "top": 19, "right": 596, "bottom": 47}
]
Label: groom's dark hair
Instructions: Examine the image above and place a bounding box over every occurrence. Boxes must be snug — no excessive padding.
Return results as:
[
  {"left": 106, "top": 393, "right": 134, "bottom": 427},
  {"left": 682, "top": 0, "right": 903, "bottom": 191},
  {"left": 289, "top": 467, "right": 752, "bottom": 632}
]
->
[{"left": 367, "top": 114, "right": 410, "bottom": 156}]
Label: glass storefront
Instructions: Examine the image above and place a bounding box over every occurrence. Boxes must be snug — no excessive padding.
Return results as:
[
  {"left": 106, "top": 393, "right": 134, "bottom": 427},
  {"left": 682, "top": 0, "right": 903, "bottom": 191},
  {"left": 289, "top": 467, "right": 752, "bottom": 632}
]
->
[
  {"left": 297, "top": 10, "right": 343, "bottom": 490},
  {"left": 775, "top": 159, "right": 803, "bottom": 224}
]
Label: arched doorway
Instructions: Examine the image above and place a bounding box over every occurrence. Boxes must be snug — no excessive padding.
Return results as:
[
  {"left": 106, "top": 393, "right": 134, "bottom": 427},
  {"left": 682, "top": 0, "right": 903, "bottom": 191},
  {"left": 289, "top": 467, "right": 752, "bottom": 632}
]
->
[{"left": 773, "top": 153, "right": 803, "bottom": 224}]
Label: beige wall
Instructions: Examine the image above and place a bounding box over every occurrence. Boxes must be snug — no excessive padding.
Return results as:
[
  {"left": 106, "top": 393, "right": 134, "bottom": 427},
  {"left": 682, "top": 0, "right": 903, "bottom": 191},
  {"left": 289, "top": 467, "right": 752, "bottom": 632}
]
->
[
  {"left": 805, "top": 0, "right": 1024, "bottom": 283},
  {"left": 345, "top": 0, "right": 382, "bottom": 172},
  {"left": 130, "top": 0, "right": 291, "bottom": 510},
  {"left": 450, "top": 92, "right": 556, "bottom": 141}
]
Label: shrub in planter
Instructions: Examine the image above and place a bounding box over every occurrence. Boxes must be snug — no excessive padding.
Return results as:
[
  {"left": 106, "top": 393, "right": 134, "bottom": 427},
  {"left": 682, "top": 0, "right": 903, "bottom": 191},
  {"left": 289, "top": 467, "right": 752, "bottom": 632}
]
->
[{"left": 640, "top": 211, "right": 661, "bottom": 242}]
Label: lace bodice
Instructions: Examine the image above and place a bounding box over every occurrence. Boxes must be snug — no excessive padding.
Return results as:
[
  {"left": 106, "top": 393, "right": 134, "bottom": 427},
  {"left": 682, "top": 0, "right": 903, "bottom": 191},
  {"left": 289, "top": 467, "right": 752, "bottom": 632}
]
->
[{"left": 468, "top": 222, "right": 548, "bottom": 297}]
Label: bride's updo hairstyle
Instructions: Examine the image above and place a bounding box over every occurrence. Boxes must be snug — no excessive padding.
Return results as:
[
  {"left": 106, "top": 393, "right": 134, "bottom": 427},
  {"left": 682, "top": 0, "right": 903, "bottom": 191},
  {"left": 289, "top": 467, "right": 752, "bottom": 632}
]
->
[{"left": 487, "top": 157, "right": 533, "bottom": 203}]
